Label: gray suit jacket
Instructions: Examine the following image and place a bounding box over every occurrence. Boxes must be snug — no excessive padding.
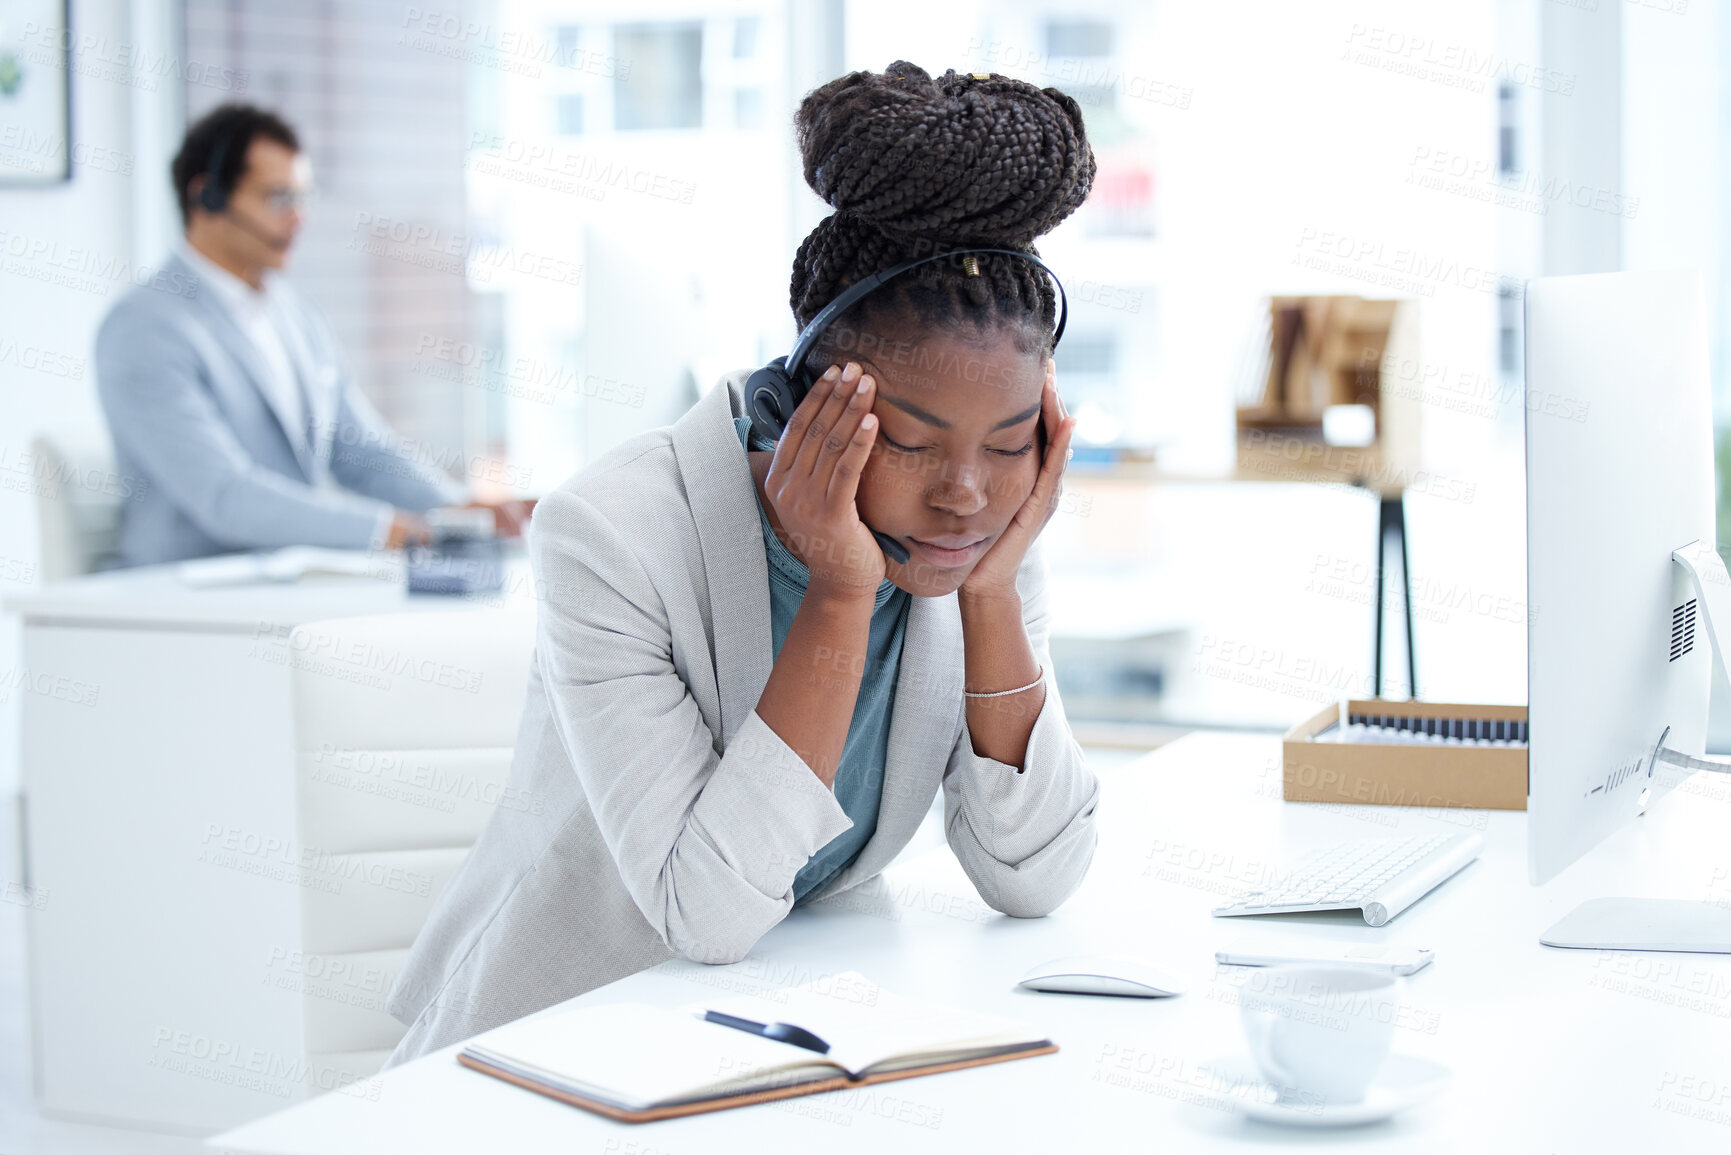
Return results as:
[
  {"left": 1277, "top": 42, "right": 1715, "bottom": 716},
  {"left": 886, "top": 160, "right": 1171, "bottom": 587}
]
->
[
  {"left": 94, "top": 250, "right": 468, "bottom": 567},
  {"left": 384, "top": 368, "right": 1101, "bottom": 1063}
]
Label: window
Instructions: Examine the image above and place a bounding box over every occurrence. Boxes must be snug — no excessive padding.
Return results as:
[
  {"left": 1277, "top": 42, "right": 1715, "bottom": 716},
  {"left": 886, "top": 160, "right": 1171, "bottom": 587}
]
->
[
  {"left": 612, "top": 23, "right": 704, "bottom": 131},
  {"left": 555, "top": 95, "right": 585, "bottom": 135},
  {"left": 184, "top": 0, "right": 475, "bottom": 462},
  {"left": 734, "top": 88, "right": 763, "bottom": 130},
  {"left": 1054, "top": 331, "right": 1118, "bottom": 378},
  {"left": 733, "top": 16, "right": 760, "bottom": 58},
  {"left": 555, "top": 24, "right": 582, "bottom": 64},
  {"left": 1044, "top": 18, "right": 1115, "bottom": 110},
  {"left": 1045, "top": 19, "right": 1113, "bottom": 58}
]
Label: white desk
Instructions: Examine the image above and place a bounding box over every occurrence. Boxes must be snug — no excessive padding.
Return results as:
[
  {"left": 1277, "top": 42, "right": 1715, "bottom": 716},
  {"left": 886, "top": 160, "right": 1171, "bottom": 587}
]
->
[
  {"left": 4, "top": 549, "right": 537, "bottom": 631},
  {"left": 212, "top": 731, "right": 1731, "bottom": 1154},
  {"left": 4, "top": 551, "right": 536, "bottom": 1132}
]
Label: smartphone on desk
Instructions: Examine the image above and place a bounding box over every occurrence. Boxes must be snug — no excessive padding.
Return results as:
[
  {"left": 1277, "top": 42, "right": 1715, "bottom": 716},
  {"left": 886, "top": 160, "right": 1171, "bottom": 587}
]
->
[{"left": 1216, "top": 937, "right": 1434, "bottom": 976}]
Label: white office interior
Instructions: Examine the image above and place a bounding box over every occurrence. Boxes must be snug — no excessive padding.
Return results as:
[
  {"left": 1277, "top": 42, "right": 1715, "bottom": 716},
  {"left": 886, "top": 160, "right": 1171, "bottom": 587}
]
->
[{"left": 2, "top": 1, "right": 1730, "bottom": 1152}]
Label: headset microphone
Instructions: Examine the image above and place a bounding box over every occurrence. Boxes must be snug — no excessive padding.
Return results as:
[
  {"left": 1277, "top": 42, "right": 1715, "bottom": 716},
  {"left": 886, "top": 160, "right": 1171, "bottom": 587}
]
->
[
  {"left": 746, "top": 247, "right": 1069, "bottom": 567},
  {"left": 223, "top": 205, "right": 294, "bottom": 252}
]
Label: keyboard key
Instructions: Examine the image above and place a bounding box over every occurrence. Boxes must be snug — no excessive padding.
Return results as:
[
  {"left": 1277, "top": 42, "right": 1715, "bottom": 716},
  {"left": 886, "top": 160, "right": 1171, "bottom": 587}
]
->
[{"left": 1212, "top": 833, "right": 1484, "bottom": 925}]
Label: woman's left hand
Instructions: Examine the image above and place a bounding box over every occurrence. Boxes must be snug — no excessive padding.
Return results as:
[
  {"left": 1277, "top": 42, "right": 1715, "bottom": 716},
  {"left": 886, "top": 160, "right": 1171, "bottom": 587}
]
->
[{"left": 959, "top": 363, "right": 1075, "bottom": 603}]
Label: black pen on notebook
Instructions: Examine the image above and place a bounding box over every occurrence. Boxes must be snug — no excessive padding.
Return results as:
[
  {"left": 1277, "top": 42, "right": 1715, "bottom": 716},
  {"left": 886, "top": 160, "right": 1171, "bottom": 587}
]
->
[{"left": 701, "top": 1010, "right": 830, "bottom": 1054}]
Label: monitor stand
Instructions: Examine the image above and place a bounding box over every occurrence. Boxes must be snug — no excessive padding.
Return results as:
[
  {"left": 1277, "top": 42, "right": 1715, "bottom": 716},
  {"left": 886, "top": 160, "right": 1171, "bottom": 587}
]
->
[
  {"left": 1541, "top": 899, "right": 1731, "bottom": 952},
  {"left": 1540, "top": 540, "right": 1731, "bottom": 954}
]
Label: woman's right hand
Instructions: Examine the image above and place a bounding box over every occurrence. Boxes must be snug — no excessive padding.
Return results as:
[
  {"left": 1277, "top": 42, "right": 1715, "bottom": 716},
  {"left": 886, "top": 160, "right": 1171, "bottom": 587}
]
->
[{"left": 762, "top": 360, "right": 884, "bottom": 601}]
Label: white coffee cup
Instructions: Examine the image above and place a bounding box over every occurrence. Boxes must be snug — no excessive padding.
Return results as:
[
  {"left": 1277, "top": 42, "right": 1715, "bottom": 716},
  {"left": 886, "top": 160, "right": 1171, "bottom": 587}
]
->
[{"left": 1237, "top": 964, "right": 1400, "bottom": 1106}]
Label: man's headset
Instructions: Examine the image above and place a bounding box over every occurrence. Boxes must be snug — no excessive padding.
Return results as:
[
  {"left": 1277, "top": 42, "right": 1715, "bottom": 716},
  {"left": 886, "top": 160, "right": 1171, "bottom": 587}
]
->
[
  {"left": 195, "top": 120, "right": 294, "bottom": 251},
  {"left": 745, "top": 247, "right": 1068, "bottom": 566}
]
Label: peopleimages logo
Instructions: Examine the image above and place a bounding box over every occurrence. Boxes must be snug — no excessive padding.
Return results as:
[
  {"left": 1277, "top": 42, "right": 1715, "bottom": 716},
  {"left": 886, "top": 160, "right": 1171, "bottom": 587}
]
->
[
  {"left": 0, "top": 126, "right": 133, "bottom": 176},
  {"left": 16, "top": 21, "right": 250, "bottom": 93},
  {"left": 400, "top": 9, "right": 632, "bottom": 80},
  {"left": 0, "top": 337, "right": 86, "bottom": 379},
  {"left": 1342, "top": 25, "right": 1575, "bottom": 95},
  {"left": 1404, "top": 146, "right": 1639, "bottom": 220},
  {"left": 310, "top": 742, "right": 545, "bottom": 815},
  {"left": 147, "top": 1026, "right": 380, "bottom": 1100},
  {"left": 198, "top": 823, "right": 436, "bottom": 898},
  {"left": 0, "top": 666, "right": 100, "bottom": 707},
  {"left": 250, "top": 620, "right": 485, "bottom": 695},
  {"left": 411, "top": 334, "right": 647, "bottom": 409},
  {"left": 348, "top": 212, "right": 585, "bottom": 286},
  {"left": 0, "top": 228, "right": 198, "bottom": 300},
  {"left": 466, "top": 132, "right": 696, "bottom": 205}
]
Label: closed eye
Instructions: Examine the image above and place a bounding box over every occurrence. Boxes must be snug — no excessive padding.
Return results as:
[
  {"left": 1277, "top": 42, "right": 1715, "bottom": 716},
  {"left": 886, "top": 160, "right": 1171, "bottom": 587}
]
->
[{"left": 881, "top": 435, "right": 1035, "bottom": 457}]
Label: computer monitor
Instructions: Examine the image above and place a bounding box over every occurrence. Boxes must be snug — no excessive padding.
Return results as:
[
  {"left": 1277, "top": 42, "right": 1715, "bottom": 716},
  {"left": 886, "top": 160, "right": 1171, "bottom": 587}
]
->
[{"left": 1525, "top": 268, "right": 1731, "bottom": 952}]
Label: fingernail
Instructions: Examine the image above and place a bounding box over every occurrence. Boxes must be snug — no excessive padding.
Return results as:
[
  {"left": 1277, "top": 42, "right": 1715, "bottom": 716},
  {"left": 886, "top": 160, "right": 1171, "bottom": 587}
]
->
[
  {"left": 857, "top": 375, "right": 871, "bottom": 393},
  {"left": 843, "top": 362, "right": 860, "bottom": 380},
  {"left": 822, "top": 365, "right": 840, "bottom": 379}
]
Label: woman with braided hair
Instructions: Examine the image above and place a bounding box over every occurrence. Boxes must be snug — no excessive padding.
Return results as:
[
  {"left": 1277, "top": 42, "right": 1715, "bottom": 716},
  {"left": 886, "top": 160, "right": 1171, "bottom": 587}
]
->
[{"left": 384, "top": 61, "right": 1103, "bottom": 1065}]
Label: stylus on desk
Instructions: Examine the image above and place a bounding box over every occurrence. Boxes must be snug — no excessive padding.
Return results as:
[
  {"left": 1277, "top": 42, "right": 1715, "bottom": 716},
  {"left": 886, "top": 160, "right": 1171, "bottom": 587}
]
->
[{"left": 702, "top": 1010, "right": 830, "bottom": 1054}]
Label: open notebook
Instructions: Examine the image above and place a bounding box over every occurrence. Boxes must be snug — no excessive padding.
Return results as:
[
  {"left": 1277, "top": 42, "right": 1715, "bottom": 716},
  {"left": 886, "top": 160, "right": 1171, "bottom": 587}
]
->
[{"left": 457, "top": 970, "right": 1056, "bottom": 1122}]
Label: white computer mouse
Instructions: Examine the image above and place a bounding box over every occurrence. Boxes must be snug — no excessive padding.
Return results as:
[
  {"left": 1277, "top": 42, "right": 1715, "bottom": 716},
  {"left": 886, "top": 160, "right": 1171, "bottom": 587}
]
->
[{"left": 1015, "top": 953, "right": 1190, "bottom": 998}]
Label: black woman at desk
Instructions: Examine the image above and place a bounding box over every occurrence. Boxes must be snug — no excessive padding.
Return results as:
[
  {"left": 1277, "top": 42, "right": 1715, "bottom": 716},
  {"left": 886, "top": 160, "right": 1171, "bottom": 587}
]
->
[{"left": 385, "top": 60, "right": 1103, "bottom": 1063}]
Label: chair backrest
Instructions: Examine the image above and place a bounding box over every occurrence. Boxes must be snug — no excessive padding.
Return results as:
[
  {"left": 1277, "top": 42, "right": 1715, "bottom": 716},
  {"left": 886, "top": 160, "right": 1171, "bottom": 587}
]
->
[
  {"left": 285, "top": 609, "right": 536, "bottom": 1088},
  {"left": 30, "top": 434, "right": 124, "bottom": 580}
]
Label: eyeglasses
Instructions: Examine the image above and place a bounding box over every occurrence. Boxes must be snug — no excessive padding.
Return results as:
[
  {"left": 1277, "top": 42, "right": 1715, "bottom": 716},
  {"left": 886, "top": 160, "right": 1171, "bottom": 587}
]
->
[{"left": 255, "top": 186, "right": 316, "bottom": 214}]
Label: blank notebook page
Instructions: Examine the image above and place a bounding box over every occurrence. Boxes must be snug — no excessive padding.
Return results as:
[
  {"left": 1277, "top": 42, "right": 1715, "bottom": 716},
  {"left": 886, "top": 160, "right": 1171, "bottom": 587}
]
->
[{"left": 465, "top": 1003, "right": 836, "bottom": 1110}]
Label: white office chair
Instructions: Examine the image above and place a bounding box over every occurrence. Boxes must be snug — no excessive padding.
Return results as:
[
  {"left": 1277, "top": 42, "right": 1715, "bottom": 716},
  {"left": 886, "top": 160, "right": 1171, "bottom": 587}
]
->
[
  {"left": 30, "top": 434, "right": 125, "bottom": 580},
  {"left": 16, "top": 436, "right": 123, "bottom": 924},
  {"left": 286, "top": 610, "right": 536, "bottom": 1089}
]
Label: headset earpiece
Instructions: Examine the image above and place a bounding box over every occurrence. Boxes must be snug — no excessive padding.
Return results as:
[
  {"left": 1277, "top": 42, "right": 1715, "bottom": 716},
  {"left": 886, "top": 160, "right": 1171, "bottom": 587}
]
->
[
  {"left": 198, "top": 177, "right": 227, "bottom": 214},
  {"left": 197, "top": 121, "right": 240, "bottom": 216},
  {"left": 745, "top": 356, "right": 803, "bottom": 446}
]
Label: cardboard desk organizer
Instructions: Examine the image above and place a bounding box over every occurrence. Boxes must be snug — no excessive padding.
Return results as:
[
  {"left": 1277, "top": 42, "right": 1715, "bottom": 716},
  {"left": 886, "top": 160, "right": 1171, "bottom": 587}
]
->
[{"left": 1283, "top": 699, "right": 1529, "bottom": 811}]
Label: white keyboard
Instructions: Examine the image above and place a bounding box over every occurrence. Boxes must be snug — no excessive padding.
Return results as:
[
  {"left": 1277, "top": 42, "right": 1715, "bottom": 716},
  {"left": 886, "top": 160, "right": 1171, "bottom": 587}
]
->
[{"left": 1212, "top": 832, "right": 1483, "bottom": 927}]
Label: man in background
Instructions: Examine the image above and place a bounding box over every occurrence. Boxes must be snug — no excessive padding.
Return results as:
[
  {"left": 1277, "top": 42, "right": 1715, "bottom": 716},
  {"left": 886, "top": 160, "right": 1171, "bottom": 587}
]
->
[{"left": 95, "top": 102, "right": 526, "bottom": 567}]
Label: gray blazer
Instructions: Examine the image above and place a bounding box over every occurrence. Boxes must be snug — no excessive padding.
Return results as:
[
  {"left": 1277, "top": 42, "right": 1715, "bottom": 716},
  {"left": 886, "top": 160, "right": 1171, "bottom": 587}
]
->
[
  {"left": 384, "top": 368, "right": 1101, "bottom": 1063},
  {"left": 94, "top": 250, "right": 468, "bottom": 568}
]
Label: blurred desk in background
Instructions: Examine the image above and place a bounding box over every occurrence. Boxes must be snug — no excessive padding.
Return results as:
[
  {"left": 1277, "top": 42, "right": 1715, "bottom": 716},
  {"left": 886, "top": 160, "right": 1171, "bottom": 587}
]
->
[
  {"left": 3, "top": 549, "right": 534, "bottom": 1132},
  {"left": 1051, "top": 465, "right": 1417, "bottom": 729},
  {"left": 1047, "top": 567, "right": 1191, "bottom": 742}
]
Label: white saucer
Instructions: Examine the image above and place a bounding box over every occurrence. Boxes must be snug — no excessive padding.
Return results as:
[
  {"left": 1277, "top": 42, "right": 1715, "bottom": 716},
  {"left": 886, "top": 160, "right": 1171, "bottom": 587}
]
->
[{"left": 1201, "top": 1053, "right": 1450, "bottom": 1127}]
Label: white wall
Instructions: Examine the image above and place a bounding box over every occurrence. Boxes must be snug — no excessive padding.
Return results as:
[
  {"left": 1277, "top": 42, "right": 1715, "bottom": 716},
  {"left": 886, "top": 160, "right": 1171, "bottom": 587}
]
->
[{"left": 0, "top": 0, "right": 180, "bottom": 795}]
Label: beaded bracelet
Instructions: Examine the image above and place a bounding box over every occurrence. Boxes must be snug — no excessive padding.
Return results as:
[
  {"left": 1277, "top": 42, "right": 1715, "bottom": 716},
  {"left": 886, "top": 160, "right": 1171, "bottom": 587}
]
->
[{"left": 963, "top": 666, "right": 1045, "bottom": 699}]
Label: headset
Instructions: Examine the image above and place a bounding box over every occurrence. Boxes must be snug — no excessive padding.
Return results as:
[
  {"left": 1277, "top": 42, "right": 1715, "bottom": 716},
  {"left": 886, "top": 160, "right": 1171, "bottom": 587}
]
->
[
  {"left": 196, "top": 119, "right": 241, "bottom": 214},
  {"left": 194, "top": 118, "right": 294, "bottom": 251},
  {"left": 746, "top": 247, "right": 1069, "bottom": 565}
]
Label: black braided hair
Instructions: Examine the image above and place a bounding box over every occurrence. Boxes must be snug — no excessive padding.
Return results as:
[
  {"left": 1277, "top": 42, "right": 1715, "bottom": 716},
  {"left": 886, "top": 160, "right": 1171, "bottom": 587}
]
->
[{"left": 789, "top": 60, "right": 1096, "bottom": 377}]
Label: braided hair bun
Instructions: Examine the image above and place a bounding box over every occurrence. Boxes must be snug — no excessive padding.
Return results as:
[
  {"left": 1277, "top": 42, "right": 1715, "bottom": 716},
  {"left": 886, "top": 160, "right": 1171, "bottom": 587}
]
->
[{"left": 789, "top": 60, "right": 1095, "bottom": 369}]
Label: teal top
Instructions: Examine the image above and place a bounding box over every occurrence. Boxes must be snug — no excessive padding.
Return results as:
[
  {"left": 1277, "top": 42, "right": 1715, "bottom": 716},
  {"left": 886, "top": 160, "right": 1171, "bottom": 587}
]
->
[{"left": 732, "top": 416, "right": 912, "bottom": 904}]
